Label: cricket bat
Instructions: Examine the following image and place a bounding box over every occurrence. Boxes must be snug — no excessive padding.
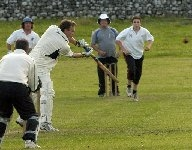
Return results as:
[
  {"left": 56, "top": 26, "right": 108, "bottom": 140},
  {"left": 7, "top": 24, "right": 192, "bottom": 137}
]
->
[{"left": 90, "top": 54, "right": 119, "bottom": 83}]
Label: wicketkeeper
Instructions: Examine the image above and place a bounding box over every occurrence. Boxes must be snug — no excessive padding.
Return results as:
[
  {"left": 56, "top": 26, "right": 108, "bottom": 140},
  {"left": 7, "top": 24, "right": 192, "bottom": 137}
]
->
[
  {"left": 0, "top": 39, "right": 41, "bottom": 148},
  {"left": 29, "top": 19, "right": 91, "bottom": 132}
]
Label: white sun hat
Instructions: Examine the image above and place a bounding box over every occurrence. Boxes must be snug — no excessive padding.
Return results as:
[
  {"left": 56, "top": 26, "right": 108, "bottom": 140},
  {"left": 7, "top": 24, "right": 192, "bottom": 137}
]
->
[{"left": 98, "top": 13, "right": 111, "bottom": 24}]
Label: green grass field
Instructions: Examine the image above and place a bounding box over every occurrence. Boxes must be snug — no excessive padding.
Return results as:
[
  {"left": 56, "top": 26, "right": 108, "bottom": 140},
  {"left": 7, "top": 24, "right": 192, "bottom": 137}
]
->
[{"left": 0, "top": 17, "right": 192, "bottom": 149}]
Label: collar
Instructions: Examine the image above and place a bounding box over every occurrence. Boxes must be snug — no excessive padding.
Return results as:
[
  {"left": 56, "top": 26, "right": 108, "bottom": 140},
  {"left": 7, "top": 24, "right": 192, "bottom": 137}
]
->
[
  {"left": 21, "top": 29, "right": 32, "bottom": 35},
  {"left": 14, "top": 49, "right": 27, "bottom": 54},
  {"left": 130, "top": 26, "right": 141, "bottom": 32}
]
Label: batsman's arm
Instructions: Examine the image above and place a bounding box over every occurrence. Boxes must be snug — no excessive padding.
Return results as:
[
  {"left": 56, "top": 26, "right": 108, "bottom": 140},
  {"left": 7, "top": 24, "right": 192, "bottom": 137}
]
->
[
  {"left": 69, "top": 37, "right": 89, "bottom": 48},
  {"left": 68, "top": 37, "right": 77, "bottom": 45}
]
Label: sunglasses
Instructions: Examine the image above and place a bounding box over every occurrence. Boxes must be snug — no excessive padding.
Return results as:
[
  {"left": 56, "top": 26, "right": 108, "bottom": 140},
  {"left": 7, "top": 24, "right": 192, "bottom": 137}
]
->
[{"left": 133, "top": 21, "right": 140, "bottom": 23}]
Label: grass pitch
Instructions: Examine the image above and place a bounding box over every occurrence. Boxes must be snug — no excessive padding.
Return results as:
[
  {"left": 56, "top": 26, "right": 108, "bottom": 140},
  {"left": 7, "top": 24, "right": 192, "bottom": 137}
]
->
[{"left": 0, "top": 17, "right": 192, "bottom": 149}]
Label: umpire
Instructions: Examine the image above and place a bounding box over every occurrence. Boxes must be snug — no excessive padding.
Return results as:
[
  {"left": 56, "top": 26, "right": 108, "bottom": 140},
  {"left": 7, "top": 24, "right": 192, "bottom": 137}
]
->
[{"left": 0, "top": 39, "right": 41, "bottom": 148}]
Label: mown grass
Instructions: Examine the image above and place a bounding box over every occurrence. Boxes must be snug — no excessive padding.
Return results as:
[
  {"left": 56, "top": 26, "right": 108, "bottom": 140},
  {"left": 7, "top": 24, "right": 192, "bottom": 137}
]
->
[{"left": 0, "top": 17, "right": 192, "bottom": 149}]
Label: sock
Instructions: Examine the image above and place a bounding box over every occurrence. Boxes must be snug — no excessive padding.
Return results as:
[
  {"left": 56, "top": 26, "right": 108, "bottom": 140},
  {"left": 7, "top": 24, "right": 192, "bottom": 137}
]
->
[{"left": 133, "top": 90, "right": 137, "bottom": 94}]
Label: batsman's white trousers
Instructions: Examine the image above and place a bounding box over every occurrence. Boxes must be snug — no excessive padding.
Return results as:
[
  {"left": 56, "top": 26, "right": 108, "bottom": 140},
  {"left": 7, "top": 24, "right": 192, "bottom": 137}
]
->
[{"left": 38, "top": 71, "right": 55, "bottom": 124}]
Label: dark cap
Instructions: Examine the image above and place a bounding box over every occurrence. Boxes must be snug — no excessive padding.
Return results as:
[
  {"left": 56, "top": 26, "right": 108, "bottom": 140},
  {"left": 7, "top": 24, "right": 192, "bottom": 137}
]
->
[{"left": 22, "top": 17, "right": 33, "bottom": 23}]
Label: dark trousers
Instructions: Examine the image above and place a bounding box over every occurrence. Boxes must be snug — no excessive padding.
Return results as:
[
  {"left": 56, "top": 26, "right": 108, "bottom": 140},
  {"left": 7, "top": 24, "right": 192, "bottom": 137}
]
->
[
  {"left": 0, "top": 81, "right": 39, "bottom": 142},
  {"left": 124, "top": 55, "right": 144, "bottom": 85},
  {"left": 97, "top": 57, "right": 118, "bottom": 95}
]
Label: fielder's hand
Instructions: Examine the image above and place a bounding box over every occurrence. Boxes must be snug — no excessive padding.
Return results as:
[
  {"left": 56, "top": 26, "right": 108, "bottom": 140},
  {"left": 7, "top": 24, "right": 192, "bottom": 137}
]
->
[
  {"left": 144, "top": 46, "right": 150, "bottom": 51},
  {"left": 76, "top": 39, "right": 89, "bottom": 47}
]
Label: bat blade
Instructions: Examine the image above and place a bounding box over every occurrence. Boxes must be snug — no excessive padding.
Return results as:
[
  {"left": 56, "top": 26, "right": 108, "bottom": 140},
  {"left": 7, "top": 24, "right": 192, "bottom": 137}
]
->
[{"left": 90, "top": 54, "right": 119, "bottom": 83}]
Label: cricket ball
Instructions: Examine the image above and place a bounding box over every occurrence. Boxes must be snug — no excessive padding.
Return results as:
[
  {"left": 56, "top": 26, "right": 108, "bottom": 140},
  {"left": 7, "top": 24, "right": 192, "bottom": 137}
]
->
[{"left": 183, "top": 37, "right": 189, "bottom": 44}]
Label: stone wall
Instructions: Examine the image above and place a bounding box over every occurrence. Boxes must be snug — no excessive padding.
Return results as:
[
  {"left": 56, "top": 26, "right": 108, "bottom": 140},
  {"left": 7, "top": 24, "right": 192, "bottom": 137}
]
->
[{"left": 0, "top": 0, "right": 192, "bottom": 21}]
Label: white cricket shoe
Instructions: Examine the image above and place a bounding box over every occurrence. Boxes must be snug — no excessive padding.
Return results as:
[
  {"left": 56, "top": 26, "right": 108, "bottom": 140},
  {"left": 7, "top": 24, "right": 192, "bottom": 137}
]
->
[
  {"left": 126, "top": 87, "right": 132, "bottom": 97},
  {"left": 16, "top": 117, "right": 24, "bottom": 127},
  {"left": 40, "top": 122, "right": 59, "bottom": 132},
  {"left": 132, "top": 93, "right": 139, "bottom": 102},
  {"left": 25, "top": 140, "right": 41, "bottom": 149}
]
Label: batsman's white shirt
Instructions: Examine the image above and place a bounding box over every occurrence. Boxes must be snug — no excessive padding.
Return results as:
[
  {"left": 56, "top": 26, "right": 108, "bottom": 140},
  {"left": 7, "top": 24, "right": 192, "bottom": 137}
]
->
[
  {"left": 6, "top": 29, "right": 40, "bottom": 49},
  {"left": 116, "top": 26, "right": 154, "bottom": 59},
  {"left": 30, "top": 25, "right": 73, "bottom": 72},
  {"left": 0, "top": 49, "right": 39, "bottom": 91}
]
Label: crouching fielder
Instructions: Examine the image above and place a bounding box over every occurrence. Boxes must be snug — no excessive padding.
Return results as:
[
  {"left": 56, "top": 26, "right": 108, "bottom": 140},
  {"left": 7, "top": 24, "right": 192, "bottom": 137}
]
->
[
  {"left": 30, "top": 19, "right": 91, "bottom": 132},
  {"left": 0, "top": 39, "right": 41, "bottom": 149}
]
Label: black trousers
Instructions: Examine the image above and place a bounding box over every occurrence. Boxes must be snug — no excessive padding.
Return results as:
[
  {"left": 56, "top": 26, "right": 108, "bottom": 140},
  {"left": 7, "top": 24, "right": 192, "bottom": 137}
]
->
[
  {"left": 97, "top": 57, "right": 118, "bottom": 95},
  {"left": 0, "top": 81, "right": 39, "bottom": 142},
  {"left": 124, "top": 55, "right": 144, "bottom": 85},
  {"left": 0, "top": 81, "right": 37, "bottom": 119}
]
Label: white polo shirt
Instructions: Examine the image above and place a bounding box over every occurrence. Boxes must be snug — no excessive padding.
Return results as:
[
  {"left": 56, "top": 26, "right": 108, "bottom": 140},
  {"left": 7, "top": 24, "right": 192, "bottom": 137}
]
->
[
  {"left": 0, "top": 49, "right": 39, "bottom": 91},
  {"left": 6, "top": 29, "right": 40, "bottom": 49},
  {"left": 116, "top": 26, "right": 154, "bottom": 59}
]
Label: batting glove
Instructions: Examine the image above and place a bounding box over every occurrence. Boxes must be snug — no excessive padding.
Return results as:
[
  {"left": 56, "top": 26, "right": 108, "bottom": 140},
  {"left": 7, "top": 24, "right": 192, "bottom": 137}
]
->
[
  {"left": 76, "top": 39, "right": 89, "bottom": 47},
  {"left": 81, "top": 47, "right": 93, "bottom": 57}
]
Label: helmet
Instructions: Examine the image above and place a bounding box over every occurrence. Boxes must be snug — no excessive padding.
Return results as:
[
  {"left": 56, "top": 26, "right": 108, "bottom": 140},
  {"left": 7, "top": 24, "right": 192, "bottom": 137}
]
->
[
  {"left": 98, "top": 14, "right": 111, "bottom": 24},
  {"left": 22, "top": 17, "right": 33, "bottom": 23}
]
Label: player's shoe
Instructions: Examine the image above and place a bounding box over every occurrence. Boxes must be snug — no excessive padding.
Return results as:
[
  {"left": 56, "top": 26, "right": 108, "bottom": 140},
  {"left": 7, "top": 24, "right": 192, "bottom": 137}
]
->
[
  {"left": 16, "top": 117, "right": 24, "bottom": 127},
  {"left": 126, "top": 87, "right": 132, "bottom": 97},
  {"left": 98, "top": 93, "right": 105, "bottom": 97},
  {"left": 25, "top": 140, "right": 41, "bottom": 149},
  {"left": 98, "top": 89, "right": 105, "bottom": 97},
  {"left": 40, "top": 122, "right": 59, "bottom": 132},
  {"left": 132, "top": 93, "right": 138, "bottom": 101}
]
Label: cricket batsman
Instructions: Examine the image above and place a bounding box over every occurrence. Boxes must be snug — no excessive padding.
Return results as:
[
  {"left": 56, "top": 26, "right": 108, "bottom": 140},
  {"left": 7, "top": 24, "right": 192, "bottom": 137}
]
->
[{"left": 30, "top": 19, "right": 91, "bottom": 131}]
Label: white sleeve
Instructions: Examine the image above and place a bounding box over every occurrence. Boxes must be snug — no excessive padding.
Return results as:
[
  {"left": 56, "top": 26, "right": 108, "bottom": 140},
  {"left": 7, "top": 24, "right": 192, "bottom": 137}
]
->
[
  {"left": 6, "top": 31, "right": 17, "bottom": 45},
  {"left": 145, "top": 29, "right": 154, "bottom": 41},
  {"left": 28, "top": 59, "right": 39, "bottom": 92},
  {"left": 116, "top": 28, "right": 129, "bottom": 41},
  {"left": 60, "top": 44, "right": 74, "bottom": 57}
]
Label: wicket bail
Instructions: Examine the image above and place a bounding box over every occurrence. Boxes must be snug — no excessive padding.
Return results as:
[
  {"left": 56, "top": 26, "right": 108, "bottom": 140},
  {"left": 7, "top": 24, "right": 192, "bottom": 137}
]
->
[{"left": 104, "top": 63, "right": 118, "bottom": 96}]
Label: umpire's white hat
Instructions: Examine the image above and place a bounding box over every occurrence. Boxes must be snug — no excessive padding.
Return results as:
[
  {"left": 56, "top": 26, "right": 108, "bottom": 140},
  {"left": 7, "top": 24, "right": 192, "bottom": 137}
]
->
[{"left": 98, "top": 14, "right": 111, "bottom": 24}]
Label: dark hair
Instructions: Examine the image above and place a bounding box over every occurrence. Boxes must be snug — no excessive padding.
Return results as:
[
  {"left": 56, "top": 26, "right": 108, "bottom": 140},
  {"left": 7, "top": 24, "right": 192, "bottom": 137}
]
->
[
  {"left": 15, "top": 39, "right": 29, "bottom": 52},
  {"left": 21, "top": 17, "right": 34, "bottom": 29},
  {"left": 131, "top": 16, "right": 141, "bottom": 22},
  {"left": 59, "top": 19, "right": 77, "bottom": 32},
  {"left": 22, "top": 22, "right": 33, "bottom": 29}
]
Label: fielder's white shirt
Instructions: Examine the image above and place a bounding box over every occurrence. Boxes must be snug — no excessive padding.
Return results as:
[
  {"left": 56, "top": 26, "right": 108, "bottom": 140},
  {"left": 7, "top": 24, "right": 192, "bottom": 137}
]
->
[
  {"left": 116, "top": 26, "right": 154, "bottom": 59},
  {"left": 30, "top": 25, "right": 73, "bottom": 72},
  {"left": 0, "top": 49, "right": 39, "bottom": 91},
  {"left": 6, "top": 29, "right": 40, "bottom": 49}
]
